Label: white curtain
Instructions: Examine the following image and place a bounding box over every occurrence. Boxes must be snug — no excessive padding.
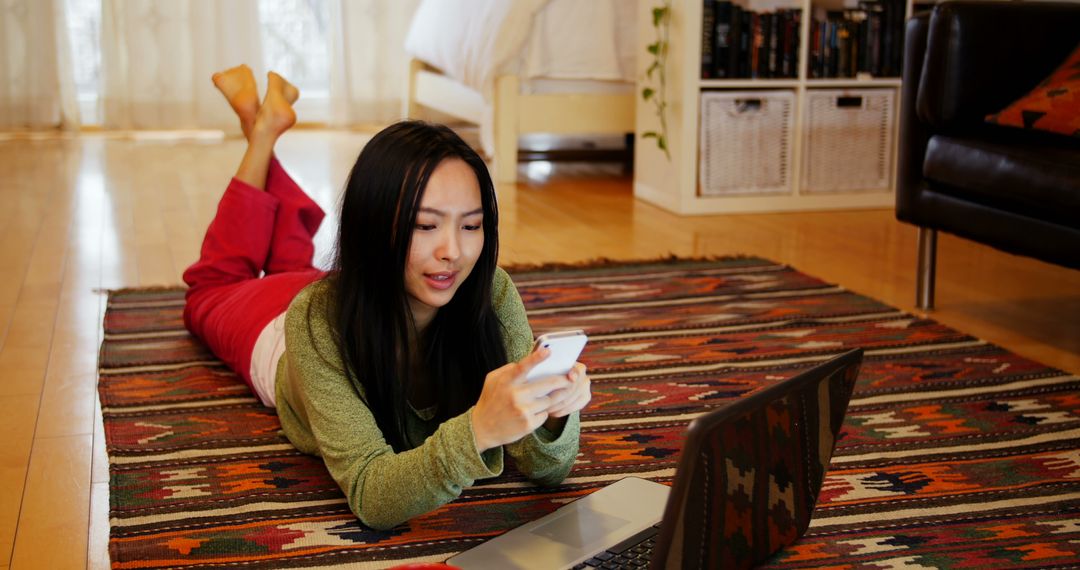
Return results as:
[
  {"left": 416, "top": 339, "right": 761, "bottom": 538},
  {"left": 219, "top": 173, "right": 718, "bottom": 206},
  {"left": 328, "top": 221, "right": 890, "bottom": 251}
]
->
[
  {"left": 326, "top": 0, "right": 419, "bottom": 126},
  {"left": 99, "top": 0, "right": 264, "bottom": 130},
  {"left": 0, "top": 0, "right": 420, "bottom": 130},
  {"left": 0, "top": 0, "right": 79, "bottom": 129}
]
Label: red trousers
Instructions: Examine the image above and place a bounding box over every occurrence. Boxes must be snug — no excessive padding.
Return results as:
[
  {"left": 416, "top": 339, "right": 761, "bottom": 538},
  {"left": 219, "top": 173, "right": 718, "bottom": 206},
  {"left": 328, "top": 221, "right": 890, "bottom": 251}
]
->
[{"left": 183, "top": 158, "right": 326, "bottom": 389}]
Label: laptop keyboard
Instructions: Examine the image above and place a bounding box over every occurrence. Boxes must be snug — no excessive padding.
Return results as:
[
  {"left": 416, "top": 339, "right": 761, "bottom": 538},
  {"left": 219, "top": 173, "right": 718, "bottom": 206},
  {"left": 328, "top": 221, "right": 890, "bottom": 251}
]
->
[{"left": 571, "top": 524, "right": 660, "bottom": 569}]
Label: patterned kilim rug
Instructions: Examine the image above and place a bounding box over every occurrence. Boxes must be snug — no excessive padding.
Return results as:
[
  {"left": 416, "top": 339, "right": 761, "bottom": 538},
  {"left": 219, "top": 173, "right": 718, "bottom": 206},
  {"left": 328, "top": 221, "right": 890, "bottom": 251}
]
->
[{"left": 98, "top": 257, "right": 1080, "bottom": 569}]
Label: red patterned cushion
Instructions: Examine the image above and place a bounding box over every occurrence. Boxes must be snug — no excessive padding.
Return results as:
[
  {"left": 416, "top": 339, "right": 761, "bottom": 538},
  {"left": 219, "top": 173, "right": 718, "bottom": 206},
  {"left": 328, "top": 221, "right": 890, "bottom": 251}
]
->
[{"left": 986, "top": 42, "right": 1080, "bottom": 138}]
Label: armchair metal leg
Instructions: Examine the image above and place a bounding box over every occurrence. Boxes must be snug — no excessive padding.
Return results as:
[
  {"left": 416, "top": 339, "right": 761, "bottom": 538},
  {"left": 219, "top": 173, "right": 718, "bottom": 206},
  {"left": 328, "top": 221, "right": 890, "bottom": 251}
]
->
[{"left": 916, "top": 227, "right": 937, "bottom": 310}]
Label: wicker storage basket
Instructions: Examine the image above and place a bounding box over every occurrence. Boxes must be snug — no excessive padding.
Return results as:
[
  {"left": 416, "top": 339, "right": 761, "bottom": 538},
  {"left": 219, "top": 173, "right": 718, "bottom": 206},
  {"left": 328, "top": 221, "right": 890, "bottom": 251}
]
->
[
  {"left": 698, "top": 90, "right": 795, "bottom": 196},
  {"left": 801, "top": 89, "right": 896, "bottom": 193}
]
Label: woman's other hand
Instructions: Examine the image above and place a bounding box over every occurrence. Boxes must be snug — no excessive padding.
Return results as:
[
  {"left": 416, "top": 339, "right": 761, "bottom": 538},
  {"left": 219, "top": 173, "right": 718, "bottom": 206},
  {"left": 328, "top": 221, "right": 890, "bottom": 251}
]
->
[
  {"left": 543, "top": 362, "right": 591, "bottom": 419},
  {"left": 471, "top": 348, "right": 571, "bottom": 452},
  {"left": 539, "top": 362, "right": 590, "bottom": 434}
]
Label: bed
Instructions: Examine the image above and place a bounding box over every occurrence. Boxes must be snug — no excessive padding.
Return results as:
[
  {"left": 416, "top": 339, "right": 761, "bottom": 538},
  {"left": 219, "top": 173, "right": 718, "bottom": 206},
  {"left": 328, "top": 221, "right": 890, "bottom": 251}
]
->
[{"left": 403, "top": 0, "right": 638, "bottom": 183}]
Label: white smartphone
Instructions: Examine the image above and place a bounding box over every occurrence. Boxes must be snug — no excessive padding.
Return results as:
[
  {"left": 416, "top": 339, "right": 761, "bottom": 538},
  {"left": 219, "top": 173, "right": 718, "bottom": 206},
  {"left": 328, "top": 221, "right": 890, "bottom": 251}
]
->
[{"left": 525, "top": 329, "right": 588, "bottom": 381}]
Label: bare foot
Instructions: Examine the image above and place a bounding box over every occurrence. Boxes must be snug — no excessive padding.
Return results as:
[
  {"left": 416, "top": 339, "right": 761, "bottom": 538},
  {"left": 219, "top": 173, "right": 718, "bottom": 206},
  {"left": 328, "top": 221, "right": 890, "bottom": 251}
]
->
[
  {"left": 212, "top": 64, "right": 259, "bottom": 136},
  {"left": 251, "top": 71, "right": 297, "bottom": 139},
  {"left": 269, "top": 71, "right": 300, "bottom": 105}
]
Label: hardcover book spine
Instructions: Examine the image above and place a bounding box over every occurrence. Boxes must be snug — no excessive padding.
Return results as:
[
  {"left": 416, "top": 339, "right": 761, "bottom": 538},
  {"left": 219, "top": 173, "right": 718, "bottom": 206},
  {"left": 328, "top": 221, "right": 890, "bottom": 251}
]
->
[
  {"left": 756, "top": 12, "right": 764, "bottom": 78},
  {"left": 827, "top": 18, "right": 838, "bottom": 78},
  {"left": 837, "top": 20, "right": 851, "bottom": 78},
  {"left": 729, "top": 4, "right": 744, "bottom": 78},
  {"left": 714, "top": 1, "right": 733, "bottom": 78},
  {"left": 741, "top": 8, "right": 752, "bottom": 78},
  {"left": 857, "top": 10, "right": 870, "bottom": 74},
  {"left": 701, "top": 0, "right": 716, "bottom": 78},
  {"left": 784, "top": 11, "right": 799, "bottom": 78},
  {"left": 793, "top": 11, "right": 802, "bottom": 79},
  {"left": 869, "top": 8, "right": 883, "bottom": 76},
  {"left": 891, "top": 0, "right": 905, "bottom": 76},
  {"left": 767, "top": 12, "right": 779, "bottom": 78}
]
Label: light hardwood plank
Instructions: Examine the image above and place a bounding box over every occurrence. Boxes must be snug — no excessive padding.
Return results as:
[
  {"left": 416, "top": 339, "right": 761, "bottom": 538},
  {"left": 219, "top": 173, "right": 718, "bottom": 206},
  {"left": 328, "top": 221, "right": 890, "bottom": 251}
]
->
[
  {"left": 0, "top": 225, "right": 47, "bottom": 352},
  {"left": 0, "top": 395, "right": 38, "bottom": 565},
  {"left": 9, "top": 435, "right": 92, "bottom": 570},
  {"left": 98, "top": 143, "right": 140, "bottom": 291},
  {"left": 36, "top": 372, "right": 97, "bottom": 439},
  {"left": 91, "top": 397, "right": 108, "bottom": 485},
  {"left": 88, "top": 482, "right": 110, "bottom": 570},
  {"left": 91, "top": 295, "right": 109, "bottom": 486},
  {"left": 0, "top": 349, "right": 49, "bottom": 398},
  {"left": 2, "top": 301, "right": 58, "bottom": 352},
  {"left": 87, "top": 387, "right": 106, "bottom": 570},
  {"left": 133, "top": 174, "right": 176, "bottom": 287}
]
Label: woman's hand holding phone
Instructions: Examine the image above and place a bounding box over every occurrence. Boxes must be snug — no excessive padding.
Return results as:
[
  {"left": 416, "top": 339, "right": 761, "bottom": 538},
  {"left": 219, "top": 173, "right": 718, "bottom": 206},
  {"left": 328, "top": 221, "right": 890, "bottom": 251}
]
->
[
  {"left": 471, "top": 348, "right": 572, "bottom": 452},
  {"left": 526, "top": 330, "right": 591, "bottom": 427},
  {"left": 471, "top": 331, "right": 592, "bottom": 452}
]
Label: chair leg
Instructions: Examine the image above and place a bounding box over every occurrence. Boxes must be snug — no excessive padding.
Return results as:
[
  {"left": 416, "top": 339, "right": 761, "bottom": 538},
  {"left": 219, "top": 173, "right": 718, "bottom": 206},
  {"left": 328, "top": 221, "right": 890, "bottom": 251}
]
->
[{"left": 916, "top": 227, "right": 937, "bottom": 310}]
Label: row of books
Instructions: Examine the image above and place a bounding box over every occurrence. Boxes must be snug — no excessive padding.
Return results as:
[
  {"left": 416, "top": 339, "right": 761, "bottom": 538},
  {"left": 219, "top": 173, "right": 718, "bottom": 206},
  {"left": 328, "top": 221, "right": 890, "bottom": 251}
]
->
[
  {"left": 701, "top": 2, "right": 802, "bottom": 79},
  {"left": 808, "top": 0, "right": 906, "bottom": 78},
  {"left": 699, "top": 0, "right": 906, "bottom": 80}
]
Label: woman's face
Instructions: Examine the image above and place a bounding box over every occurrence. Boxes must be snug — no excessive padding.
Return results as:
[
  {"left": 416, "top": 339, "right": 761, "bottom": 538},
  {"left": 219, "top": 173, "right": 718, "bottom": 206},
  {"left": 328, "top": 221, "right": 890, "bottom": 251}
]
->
[{"left": 404, "top": 158, "right": 485, "bottom": 331}]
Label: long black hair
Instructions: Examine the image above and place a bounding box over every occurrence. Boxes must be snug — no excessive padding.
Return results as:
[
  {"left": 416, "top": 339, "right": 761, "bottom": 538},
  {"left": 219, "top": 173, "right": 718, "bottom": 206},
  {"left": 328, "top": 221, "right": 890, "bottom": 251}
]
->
[{"left": 323, "top": 120, "right": 506, "bottom": 452}]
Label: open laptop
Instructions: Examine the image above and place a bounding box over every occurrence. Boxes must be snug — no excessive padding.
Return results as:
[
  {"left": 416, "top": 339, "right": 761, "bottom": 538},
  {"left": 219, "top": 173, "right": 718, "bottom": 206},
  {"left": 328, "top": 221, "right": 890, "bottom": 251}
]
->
[{"left": 447, "top": 348, "right": 864, "bottom": 570}]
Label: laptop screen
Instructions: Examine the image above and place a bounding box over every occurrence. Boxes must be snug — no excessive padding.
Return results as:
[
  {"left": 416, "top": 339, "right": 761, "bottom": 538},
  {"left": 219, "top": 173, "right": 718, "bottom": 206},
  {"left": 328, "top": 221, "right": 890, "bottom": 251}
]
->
[{"left": 651, "top": 349, "right": 862, "bottom": 569}]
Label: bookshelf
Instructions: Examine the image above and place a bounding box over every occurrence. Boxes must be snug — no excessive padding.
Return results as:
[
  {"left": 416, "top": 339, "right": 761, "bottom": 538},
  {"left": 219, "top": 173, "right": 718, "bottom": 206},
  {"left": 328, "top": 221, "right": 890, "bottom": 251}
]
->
[{"left": 634, "top": 0, "right": 913, "bottom": 215}]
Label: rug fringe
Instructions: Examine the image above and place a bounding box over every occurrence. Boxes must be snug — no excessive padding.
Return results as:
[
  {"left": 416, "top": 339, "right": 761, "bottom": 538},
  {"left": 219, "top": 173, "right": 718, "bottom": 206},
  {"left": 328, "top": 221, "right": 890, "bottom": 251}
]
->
[
  {"left": 500, "top": 254, "right": 765, "bottom": 273},
  {"left": 98, "top": 285, "right": 186, "bottom": 296}
]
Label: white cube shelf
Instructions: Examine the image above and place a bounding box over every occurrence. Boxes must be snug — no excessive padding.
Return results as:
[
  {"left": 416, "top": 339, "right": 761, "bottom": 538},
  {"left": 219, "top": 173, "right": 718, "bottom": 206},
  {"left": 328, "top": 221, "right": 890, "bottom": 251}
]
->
[{"left": 632, "top": 0, "right": 908, "bottom": 215}]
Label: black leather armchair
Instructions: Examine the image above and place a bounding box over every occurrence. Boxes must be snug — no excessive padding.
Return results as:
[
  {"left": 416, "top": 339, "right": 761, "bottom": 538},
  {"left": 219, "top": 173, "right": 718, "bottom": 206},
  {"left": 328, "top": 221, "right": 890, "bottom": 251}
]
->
[{"left": 897, "top": 0, "right": 1080, "bottom": 309}]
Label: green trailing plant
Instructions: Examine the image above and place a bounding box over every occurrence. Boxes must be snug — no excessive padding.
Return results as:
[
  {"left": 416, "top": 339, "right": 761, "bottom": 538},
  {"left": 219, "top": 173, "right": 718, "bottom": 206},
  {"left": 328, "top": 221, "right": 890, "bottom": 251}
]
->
[{"left": 642, "top": 1, "right": 671, "bottom": 160}]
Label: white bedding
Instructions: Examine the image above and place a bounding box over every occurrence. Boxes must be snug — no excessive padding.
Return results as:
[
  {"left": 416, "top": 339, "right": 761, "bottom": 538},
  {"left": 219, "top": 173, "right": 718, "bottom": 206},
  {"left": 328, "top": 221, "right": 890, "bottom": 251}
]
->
[
  {"left": 405, "top": 0, "right": 545, "bottom": 94},
  {"left": 404, "top": 0, "right": 637, "bottom": 157},
  {"left": 405, "top": 0, "right": 636, "bottom": 91},
  {"left": 521, "top": 0, "right": 636, "bottom": 83}
]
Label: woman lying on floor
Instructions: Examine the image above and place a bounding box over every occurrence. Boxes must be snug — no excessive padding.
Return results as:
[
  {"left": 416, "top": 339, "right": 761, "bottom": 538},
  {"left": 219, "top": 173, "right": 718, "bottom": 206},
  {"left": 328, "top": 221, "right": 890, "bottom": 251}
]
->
[{"left": 182, "top": 65, "right": 591, "bottom": 530}]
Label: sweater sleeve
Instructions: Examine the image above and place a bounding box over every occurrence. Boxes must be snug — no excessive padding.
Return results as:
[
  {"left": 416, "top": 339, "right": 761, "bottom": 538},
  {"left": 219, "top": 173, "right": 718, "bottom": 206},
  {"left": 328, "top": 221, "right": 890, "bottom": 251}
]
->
[
  {"left": 276, "top": 283, "right": 504, "bottom": 530},
  {"left": 492, "top": 268, "right": 581, "bottom": 485}
]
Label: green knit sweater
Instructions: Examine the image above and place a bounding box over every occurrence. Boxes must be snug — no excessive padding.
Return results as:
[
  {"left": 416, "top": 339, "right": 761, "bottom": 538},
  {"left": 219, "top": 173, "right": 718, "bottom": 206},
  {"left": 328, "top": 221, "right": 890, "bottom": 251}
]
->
[{"left": 274, "top": 267, "right": 581, "bottom": 530}]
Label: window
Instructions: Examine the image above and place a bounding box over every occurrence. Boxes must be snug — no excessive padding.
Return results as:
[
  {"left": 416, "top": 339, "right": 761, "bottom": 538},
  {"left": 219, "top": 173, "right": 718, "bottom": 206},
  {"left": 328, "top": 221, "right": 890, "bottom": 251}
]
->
[
  {"left": 259, "top": 0, "right": 331, "bottom": 122},
  {"left": 65, "top": 0, "right": 102, "bottom": 124},
  {"left": 63, "top": 0, "right": 333, "bottom": 126},
  {"left": 258, "top": 0, "right": 330, "bottom": 97}
]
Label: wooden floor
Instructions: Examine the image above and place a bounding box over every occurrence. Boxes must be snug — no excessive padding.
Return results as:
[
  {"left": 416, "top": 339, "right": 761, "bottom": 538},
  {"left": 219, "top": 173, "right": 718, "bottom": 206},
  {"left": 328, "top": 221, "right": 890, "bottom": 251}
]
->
[{"left": 0, "top": 129, "right": 1076, "bottom": 569}]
